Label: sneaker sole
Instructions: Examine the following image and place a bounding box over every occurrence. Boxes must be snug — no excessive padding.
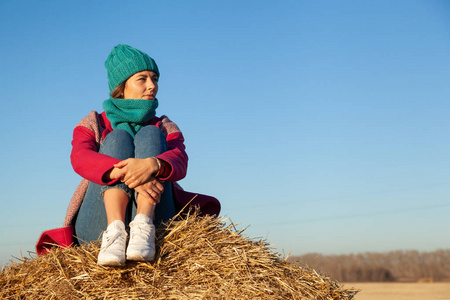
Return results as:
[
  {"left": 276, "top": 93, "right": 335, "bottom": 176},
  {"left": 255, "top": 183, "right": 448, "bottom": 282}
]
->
[
  {"left": 97, "top": 259, "right": 126, "bottom": 267},
  {"left": 126, "top": 252, "right": 155, "bottom": 262}
]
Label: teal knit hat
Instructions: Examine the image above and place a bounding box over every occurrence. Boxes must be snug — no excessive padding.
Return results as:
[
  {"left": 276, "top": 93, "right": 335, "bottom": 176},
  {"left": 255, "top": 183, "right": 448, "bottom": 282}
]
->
[{"left": 105, "top": 44, "right": 160, "bottom": 92}]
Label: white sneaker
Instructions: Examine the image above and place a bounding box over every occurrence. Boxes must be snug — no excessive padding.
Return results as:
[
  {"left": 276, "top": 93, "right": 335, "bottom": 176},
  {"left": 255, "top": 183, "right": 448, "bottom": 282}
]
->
[
  {"left": 97, "top": 220, "right": 127, "bottom": 266},
  {"left": 126, "top": 214, "right": 156, "bottom": 262}
]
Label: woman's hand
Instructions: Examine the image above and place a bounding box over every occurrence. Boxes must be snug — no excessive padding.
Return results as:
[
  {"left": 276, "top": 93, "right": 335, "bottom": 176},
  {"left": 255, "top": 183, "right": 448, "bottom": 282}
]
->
[
  {"left": 111, "top": 158, "right": 160, "bottom": 189},
  {"left": 134, "top": 178, "right": 164, "bottom": 205}
]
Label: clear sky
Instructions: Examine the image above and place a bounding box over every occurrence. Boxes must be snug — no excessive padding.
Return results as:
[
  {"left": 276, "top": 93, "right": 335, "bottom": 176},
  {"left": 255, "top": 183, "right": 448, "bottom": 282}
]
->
[{"left": 1, "top": 0, "right": 450, "bottom": 267}]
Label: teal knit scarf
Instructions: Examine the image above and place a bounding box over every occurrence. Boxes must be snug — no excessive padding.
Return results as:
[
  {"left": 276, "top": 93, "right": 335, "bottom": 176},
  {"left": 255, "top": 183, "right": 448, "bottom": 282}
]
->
[{"left": 103, "top": 97, "right": 159, "bottom": 137}]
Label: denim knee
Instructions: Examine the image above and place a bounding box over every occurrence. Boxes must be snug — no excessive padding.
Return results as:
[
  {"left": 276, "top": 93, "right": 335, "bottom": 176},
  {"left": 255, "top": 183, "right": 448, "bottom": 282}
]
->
[
  {"left": 135, "top": 125, "right": 167, "bottom": 158},
  {"left": 134, "top": 125, "right": 164, "bottom": 141},
  {"left": 100, "top": 129, "right": 134, "bottom": 159}
]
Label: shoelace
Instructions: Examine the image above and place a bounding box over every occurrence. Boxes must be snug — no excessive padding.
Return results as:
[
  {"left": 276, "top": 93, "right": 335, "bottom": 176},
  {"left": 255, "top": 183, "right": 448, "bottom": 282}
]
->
[
  {"left": 130, "top": 223, "right": 153, "bottom": 242},
  {"left": 102, "top": 230, "right": 125, "bottom": 250}
]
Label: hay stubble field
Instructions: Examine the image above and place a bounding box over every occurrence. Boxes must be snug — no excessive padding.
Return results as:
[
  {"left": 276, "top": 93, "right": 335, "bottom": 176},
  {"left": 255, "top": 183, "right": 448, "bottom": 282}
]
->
[{"left": 344, "top": 282, "right": 450, "bottom": 300}]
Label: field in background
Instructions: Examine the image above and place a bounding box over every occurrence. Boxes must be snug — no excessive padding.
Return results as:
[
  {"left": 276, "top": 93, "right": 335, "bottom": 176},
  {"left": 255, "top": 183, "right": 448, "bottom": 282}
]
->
[
  {"left": 343, "top": 282, "right": 450, "bottom": 300},
  {"left": 289, "top": 249, "right": 450, "bottom": 282}
]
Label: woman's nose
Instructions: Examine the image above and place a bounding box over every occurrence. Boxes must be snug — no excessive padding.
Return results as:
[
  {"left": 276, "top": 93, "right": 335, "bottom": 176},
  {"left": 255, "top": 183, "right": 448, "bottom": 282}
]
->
[{"left": 146, "top": 79, "right": 155, "bottom": 90}]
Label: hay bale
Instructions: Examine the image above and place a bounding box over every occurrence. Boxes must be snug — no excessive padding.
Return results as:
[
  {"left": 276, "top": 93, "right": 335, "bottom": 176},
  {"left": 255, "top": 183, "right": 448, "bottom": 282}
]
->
[{"left": 1, "top": 211, "right": 358, "bottom": 299}]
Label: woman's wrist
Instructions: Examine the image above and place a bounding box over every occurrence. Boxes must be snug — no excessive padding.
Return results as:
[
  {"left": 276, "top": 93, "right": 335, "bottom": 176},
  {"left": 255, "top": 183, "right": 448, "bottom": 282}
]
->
[
  {"left": 153, "top": 157, "right": 162, "bottom": 177},
  {"left": 152, "top": 158, "right": 171, "bottom": 179}
]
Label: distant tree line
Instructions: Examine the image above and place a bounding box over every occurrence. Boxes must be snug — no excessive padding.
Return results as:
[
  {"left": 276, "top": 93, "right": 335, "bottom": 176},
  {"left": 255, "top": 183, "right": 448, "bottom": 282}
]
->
[{"left": 288, "top": 249, "right": 450, "bottom": 282}]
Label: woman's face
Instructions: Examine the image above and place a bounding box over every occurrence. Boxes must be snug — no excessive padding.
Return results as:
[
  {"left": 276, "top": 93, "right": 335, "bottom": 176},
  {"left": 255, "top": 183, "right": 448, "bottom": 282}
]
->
[{"left": 123, "top": 70, "right": 159, "bottom": 100}]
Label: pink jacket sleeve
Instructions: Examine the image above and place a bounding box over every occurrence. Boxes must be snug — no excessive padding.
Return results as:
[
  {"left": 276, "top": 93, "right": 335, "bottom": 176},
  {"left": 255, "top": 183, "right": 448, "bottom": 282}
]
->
[
  {"left": 154, "top": 115, "right": 188, "bottom": 182},
  {"left": 70, "top": 125, "right": 121, "bottom": 185},
  {"left": 156, "top": 131, "right": 188, "bottom": 182}
]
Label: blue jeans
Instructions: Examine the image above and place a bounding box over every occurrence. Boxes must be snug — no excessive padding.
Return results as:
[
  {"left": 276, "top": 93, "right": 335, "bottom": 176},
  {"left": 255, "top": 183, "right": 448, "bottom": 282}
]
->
[{"left": 73, "top": 126, "right": 176, "bottom": 244}]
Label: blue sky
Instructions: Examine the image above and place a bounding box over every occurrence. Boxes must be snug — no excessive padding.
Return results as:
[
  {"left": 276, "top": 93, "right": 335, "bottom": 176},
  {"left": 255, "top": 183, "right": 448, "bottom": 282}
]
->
[{"left": 1, "top": 0, "right": 450, "bottom": 266}]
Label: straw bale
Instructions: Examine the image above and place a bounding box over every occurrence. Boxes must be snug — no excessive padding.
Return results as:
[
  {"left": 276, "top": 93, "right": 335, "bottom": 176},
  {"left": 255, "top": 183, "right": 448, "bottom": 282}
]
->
[{"left": 1, "top": 211, "right": 358, "bottom": 299}]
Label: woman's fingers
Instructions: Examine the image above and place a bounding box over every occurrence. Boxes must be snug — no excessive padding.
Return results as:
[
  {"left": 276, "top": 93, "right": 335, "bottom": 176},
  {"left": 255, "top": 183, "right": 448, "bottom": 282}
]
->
[
  {"left": 125, "top": 176, "right": 164, "bottom": 192},
  {"left": 142, "top": 192, "right": 158, "bottom": 205},
  {"left": 135, "top": 186, "right": 160, "bottom": 205},
  {"left": 150, "top": 190, "right": 161, "bottom": 203},
  {"left": 144, "top": 185, "right": 162, "bottom": 203},
  {"left": 122, "top": 172, "right": 140, "bottom": 185},
  {"left": 127, "top": 180, "right": 138, "bottom": 189},
  {"left": 127, "top": 178, "right": 164, "bottom": 205},
  {"left": 114, "top": 160, "right": 129, "bottom": 168},
  {"left": 124, "top": 175, "right": 152, "bottom": 188},
  {"left": 126, "top": 178, "right": 145, "bottom": 189},
  {"left": 154, "top": 181, "right": 164, "bottom": 192},
  {"left": 110, "top": 167, "right": 125, "bottom": 180}
]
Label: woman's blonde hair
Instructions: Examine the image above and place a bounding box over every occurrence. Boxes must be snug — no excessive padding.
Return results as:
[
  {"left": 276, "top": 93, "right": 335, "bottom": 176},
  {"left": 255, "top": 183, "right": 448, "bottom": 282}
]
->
[{"left": 110, "top": 81, "right": 126, "bottom": 99}]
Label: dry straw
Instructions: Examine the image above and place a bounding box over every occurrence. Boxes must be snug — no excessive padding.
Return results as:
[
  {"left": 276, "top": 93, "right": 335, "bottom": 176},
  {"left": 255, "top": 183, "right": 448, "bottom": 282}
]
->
[{"left": 1, "top": 210, "right": 358, "bottom": 299}]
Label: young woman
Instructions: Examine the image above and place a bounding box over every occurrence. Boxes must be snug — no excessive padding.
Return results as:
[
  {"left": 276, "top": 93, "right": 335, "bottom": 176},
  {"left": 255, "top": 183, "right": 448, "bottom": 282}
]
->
[{"left": 65, "top": 44, "right": 220, "bottom": 266}]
